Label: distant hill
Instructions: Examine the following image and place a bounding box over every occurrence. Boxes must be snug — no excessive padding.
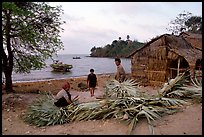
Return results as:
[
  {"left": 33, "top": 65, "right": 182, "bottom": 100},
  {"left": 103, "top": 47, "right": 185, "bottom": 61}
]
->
[{"left": 90, "top": 39, "right": 144, "bottom": 58}]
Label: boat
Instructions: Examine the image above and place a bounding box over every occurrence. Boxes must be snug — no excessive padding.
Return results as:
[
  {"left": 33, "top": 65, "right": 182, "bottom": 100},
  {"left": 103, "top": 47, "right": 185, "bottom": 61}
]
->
[
  {"left": 50, "top": 60, "right": 73, "bottom": 72},
  {"left": 73, "top": 56, "right": 81, "bottom": 59}
]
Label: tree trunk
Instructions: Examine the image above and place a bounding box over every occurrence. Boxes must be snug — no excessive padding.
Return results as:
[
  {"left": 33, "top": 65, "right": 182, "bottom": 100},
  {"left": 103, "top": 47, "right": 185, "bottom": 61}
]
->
[
  {"left": 3, "top": 9, "right": 14, "bottom": 93},
  {"left": 4, "top": 70, "right": 13, "bottom": 93},
  {"left": 2, "top": 39, "right": 14, "bottom": 93}
]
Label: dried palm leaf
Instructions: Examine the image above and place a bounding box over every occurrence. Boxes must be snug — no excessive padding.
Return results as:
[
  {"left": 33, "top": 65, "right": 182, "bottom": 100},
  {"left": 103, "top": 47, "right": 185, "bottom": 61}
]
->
[
  {"left": 191, "top": 76, "right": 202, "bottom": 88},
  {"left": 159, "top": 72, "right": 187, "bottom": 96},
  {"left": 105, "top": 79, "right": 142, "bottom": 98},
  {"left": 159, "top": 97, "right": 186, "bottom": 106},
  {"left": 165, "top": 75, "right": 202, "bottom": 101},
  {"left": 126, "top": 105, "right": 161, "bottom": 135},
  {"left": 127, "top": 115, "right": 138, "bottom": 135}
]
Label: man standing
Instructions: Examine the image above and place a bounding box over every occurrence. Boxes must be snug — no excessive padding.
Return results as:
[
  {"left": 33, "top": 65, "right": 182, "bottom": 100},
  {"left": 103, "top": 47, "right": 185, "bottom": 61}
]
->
[{"left": 114, "top": 58, "right": 126, "bottom": 83}]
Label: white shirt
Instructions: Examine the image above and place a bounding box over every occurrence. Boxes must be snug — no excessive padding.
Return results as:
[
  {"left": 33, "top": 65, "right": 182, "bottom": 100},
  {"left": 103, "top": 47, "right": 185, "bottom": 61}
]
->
[{"left": 55, "top": 89, "right": 69, "bottom": 100}]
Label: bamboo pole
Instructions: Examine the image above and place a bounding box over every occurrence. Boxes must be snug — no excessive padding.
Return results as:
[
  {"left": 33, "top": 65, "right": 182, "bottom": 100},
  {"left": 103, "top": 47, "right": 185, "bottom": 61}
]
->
[{"left": 177, "top": 58, "right": 180, "bottom": 76}]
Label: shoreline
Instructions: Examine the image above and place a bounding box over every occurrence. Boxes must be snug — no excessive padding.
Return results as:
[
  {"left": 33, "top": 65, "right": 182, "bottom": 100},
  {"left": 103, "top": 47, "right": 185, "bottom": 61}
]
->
[
  {"left": 12, "top": 73, "right": 116, "bottom": 83},
  {"left": 8, "top": 73, "right": 131, "bottom": 94}
]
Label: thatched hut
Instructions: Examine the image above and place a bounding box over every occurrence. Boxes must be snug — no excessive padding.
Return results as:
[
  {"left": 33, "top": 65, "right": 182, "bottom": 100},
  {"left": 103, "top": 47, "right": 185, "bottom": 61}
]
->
[{"left": 127, "top": 33, "right": 202, "bottom": 86}]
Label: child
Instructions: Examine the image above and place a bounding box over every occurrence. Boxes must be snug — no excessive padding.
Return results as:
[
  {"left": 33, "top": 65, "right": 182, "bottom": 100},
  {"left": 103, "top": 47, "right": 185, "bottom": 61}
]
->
[{"left": 87, "top": 69, "right": 97, "bottom": 97}]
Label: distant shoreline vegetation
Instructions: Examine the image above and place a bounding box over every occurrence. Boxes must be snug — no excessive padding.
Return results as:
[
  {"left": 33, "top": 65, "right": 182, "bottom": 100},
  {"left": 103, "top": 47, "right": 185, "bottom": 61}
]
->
[{"left": 90, "top": 36, "right": 144, "bottom": 58}]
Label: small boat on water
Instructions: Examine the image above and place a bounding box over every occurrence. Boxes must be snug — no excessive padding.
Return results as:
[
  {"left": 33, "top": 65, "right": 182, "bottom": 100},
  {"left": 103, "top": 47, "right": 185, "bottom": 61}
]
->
[
  {"left": 50, "top": 60, "right": 73, "bottom": 72},
  {"left": 73, "top": 56, "right": 81, "bottom": 59}
]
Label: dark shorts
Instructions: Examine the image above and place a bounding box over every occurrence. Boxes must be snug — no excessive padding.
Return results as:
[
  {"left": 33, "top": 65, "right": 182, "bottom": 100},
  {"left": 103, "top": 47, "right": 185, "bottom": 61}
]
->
[
  {"left": 89, "top": 82, "right": 96, "bottom": 88},
  {"left": 54, "top": 97, "right": 69, "bottom": 107}
]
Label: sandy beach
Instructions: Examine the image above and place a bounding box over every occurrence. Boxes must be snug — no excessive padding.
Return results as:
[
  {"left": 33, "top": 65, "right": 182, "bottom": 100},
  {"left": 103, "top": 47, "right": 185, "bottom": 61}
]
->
[
  {"left": 9, "top": 73, "right": 134, "bottom": 94},
  {"left": 10, "top": 73, "right": 118, "bottom": 94}
]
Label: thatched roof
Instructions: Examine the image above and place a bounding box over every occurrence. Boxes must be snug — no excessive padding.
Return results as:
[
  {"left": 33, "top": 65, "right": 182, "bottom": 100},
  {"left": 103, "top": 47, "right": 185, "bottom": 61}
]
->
[
  {"left": 179, "top": 32, "right": 202, "bottom": 39},
  {"left": 179, "top": 32, "right": 202, "bottom": 50},
  {"left": 127, "top": 33, "right": 202, "bottom": 66},
  {"left": 127, "top": 34, "right": 164, "bottom": 58}
]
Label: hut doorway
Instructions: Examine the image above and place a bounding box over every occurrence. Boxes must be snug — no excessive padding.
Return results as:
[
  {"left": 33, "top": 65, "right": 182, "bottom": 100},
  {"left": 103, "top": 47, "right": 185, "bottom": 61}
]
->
[
  {"left": 195, "top": 59, "right": 202, "bottom": 78},
  {"left": 168, "top": 58, "right": 189, "bottom": 79},
  {"left": 195, "top": 59, "right": 202, "bottom": 70}
]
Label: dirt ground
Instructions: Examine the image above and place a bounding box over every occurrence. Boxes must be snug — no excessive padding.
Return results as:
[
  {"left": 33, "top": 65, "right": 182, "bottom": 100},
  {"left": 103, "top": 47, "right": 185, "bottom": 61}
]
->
[{"left": 2, "top": 75, "right": 202, "bottom": 135}]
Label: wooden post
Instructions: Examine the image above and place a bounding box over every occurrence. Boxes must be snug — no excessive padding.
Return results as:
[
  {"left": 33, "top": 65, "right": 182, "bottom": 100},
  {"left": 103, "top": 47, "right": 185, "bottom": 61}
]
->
[{"left": 177, "top": 58, "right": 180, "bottom": 76}]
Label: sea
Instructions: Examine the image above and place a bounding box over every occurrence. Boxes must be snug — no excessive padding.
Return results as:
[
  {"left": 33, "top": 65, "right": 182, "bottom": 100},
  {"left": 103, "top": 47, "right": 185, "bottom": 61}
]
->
[{"left": 11, "top": 54, "right": 131, "bottom": 82}]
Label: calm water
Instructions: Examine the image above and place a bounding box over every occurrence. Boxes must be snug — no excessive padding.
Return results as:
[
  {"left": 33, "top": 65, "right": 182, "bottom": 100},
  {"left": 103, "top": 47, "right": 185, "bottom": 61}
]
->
[{"left": 12, "top": 54, "right": 131, "bottom": 82}]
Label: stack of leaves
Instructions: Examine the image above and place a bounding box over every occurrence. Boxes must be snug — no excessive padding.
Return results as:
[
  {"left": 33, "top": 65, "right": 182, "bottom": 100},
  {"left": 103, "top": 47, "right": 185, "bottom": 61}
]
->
[
  {"left": 23, "top": 92, "right": 78, "bottom": 127},
  {"left": 23, "top": 72, "right": 202, "bottom": 134},
  {"left": 159, "top": 71, "right": 202, "bottom": 102}
]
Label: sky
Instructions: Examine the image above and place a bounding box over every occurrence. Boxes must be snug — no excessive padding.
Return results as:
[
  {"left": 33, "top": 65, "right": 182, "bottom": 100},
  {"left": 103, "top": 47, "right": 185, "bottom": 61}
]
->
[{"left": 48, "top": 2, "right": 202, "bottom": 55}]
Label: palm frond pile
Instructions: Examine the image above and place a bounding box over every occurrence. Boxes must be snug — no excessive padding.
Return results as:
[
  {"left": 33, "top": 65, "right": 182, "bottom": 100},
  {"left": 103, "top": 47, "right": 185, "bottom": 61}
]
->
[
  {"left": 160, "top": 72, "right": 202, "bottom": 102},
  {"left": 23, "top": 92, "right": 78, "bottom": 127},
  {"left": 23, "top": 71, "right": 202, "bottom": 134}
]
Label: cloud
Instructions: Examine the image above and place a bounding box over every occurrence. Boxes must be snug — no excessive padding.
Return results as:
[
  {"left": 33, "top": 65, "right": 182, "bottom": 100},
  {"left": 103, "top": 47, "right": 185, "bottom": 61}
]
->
[
  {"left": 59, "top": 24, "right": 119, "bottom": 54},
  {"left": 50, "top": 2, "right": 202, "bottom": 55},
  {"left": 62, "top": 13, "right": 85, "bottom": 22}
]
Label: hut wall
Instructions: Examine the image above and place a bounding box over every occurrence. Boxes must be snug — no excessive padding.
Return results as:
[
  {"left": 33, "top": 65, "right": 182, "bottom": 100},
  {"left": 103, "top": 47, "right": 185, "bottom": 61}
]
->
[
  {"left": 131, "top": 37, "right": 169, "bottom": 86},
  {"left": 131, "top": 55, "right": 148, "bottom": 83},
  {"left": 147, "top": 58, "right": 168, "bottom": 86}
]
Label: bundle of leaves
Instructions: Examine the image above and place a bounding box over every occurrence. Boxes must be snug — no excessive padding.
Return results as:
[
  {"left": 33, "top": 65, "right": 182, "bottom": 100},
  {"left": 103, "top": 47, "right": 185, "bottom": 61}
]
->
[
  {"left": 99, "top": 79, "right": 185, "bottom": 134},
  {"left": 159, "top": 71, "right": 202, "bottom": 102},
  {"left": 23, "top": 92, "right": 78, "bottom": 127},
  {"left": 23, "top": 72, "right": 201, "bottom": 134}
]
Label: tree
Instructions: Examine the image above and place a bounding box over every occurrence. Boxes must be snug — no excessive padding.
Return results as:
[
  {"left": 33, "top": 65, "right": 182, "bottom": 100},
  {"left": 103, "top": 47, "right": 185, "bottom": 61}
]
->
[
  {"left": 89, "top": 38, "right": 143, "bottom": 58},
  {"left": 2, "top": 2, "right": 65, "bottom": 93},
  {"left": 166, "top": 11, "right": 192, "bottom": 35},
  {"left": 185, "top": 16, "right": 202, "bottom": 34},
  {"left": 126, "top": 35, "right": 130, "bottom": 40},
  {"left": 90, "top": 46, "right": 96, "bottom": 52}
]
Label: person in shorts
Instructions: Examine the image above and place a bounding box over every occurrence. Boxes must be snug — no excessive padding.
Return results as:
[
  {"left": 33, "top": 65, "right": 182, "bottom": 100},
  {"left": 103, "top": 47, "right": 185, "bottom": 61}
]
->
[{"left": 87, "top": 69, "right": 97, "bottom": 97}]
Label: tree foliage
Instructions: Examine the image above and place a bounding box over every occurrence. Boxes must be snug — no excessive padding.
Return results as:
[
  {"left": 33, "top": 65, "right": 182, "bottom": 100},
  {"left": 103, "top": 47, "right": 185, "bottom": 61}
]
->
[
  {"left": 166, "top": 11, "right": 202, "bottom": 35},
  {"left": 2, "top": 2, "right": 65, "bottom": 92},
  {"left": 90, "top": 39, "right": 143, "bottom": 58},
  {"left": 185, "top": 16, "right": 202, "bottom": 34}
]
